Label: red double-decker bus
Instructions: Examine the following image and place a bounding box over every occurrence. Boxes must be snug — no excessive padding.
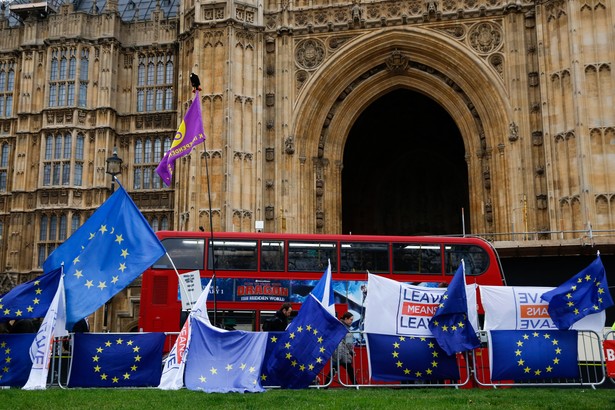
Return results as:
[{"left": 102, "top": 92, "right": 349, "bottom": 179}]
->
[{"left": 138, "top": 231, "right": 506, "bottom": 334}]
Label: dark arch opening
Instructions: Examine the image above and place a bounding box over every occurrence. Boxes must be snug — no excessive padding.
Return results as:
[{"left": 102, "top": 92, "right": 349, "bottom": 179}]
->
[{"left": 342, "top": 89, "right": 470, "bottom": 236}]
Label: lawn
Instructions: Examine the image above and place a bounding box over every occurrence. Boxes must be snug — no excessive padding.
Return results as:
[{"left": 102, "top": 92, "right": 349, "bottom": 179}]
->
[{"left": 2, "top": 387, "right": 614, "bottom": 410}]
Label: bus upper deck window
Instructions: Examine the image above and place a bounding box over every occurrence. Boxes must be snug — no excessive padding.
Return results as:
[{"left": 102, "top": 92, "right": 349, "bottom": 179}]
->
[
  {"left": 154, "top": 238, "right": 204, "bottom": 270},
  {"left": 392, "top": 243, "right": 442, "bottom": 274},
  {"left": 444, "top": 244, "right": 489, "bottom": 275}
]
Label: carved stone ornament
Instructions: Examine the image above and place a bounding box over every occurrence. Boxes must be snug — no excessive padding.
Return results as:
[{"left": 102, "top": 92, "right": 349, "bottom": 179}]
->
[
  {"left": 385, "top": 49, "right": 408, "bottom": 73},
  {"left": 285, "top": 136, "right": 295, "bottom": 155},
  {"left": 468, "top": 22, "right": 502, "bottom": 54},
  {"left": 508, "top": 122, "right": 519, "bottom": 142},
  {"left": 295, "top": 39, "right": 326, "bottom": 70}
]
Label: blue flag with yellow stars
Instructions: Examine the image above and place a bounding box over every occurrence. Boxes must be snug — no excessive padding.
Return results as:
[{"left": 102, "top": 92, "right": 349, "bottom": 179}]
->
[
  {"left": 428, "top": 263, "right": 480, "bottom": 355},
  {"left": 260, "top": 331, "right": 285, "bottom": 387},
  {"left": 265, "top": 294, "right": 348, "bottom": 389},
  {"left": 0, "top": 267, "right": 62, "bottom": 321},
  {"left": 42, "top": 184, "right": 166, "bottom": 330},
  {"left": 541, "top": 255, "right": 614, "bottom": 330},
  {"left": 184, "top": 316, "right": 269, "bottom": 393},
  {"left": 67, "top": 332, "right": 165, "bottom": 387},
  {"left": 0, "top": 333, "right": 36, "bottom": 387},
  {"left": 489, "top": 330, "right": 579, "bottom": 381},
  {"left": 366, "top": 334, "right": 460, "bottom": 381}
]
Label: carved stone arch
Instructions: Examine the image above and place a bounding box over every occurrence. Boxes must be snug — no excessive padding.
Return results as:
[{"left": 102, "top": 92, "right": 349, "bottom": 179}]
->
[{"left": 290, "top": 27, "right": 512, "bottom": 234}]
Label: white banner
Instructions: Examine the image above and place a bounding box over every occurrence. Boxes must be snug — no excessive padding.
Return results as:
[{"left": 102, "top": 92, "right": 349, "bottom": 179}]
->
[
  {"left": 23, "top": 275, "right": 68, "bottom": 390},
  {"left": 480, "top": 285, "right": 605, "bottom": 333},
  {"left": 159, "top": 278, "right": 212, "bottom": 390},
  {"left": 364, "top": 274, "right": 478, "bottom": 337},
  {"left": 178, "top": 270, "right": 203, "bottom": 311}
]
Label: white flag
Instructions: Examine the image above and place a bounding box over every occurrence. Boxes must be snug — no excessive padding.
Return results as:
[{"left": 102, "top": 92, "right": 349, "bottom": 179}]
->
[
  {"left": 480, "top": 285, "right": 605, "bottom": 333},
  {"left": 364, "top": 274, "right": 478, "bottom": 337},
  {"left": 158, "top": 278, "right": 212, "bottom": 390},
  {"left": 23, "top": 275, "right": 68, "bottom": 390}
]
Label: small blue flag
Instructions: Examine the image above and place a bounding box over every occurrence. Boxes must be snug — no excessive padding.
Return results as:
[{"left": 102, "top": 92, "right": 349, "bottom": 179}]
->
[
  {"left": 366, "top": 334, "right": 460, "bottom": 381},
  {"left": 489, "top": 330, "right": 579, "bottom": 381},
  {"left": 541, "top": 255, "right": 614, "bottom": 330},
  {"left": 0, "top": 334, "right": 36, "bottom": 387},
  {"left": 310, "top": 260, "right": 335, "bottom": 315},
  {"left": 0, "top": 268, "right": 62, "bottom": 321},
  {"left": 265, "top": 295, "right": 348, "bottom": 389},
  {"left": 428, "top": 262, "right": 480, "bottom": 355},
  {"left": 43, "top": 184, "right": 166, "bottom": 330},
  {"left": 67, "top": 332, "right": 165, "bottom": 387},
  {"left": 184, "top": 317, "right": 268, "bottom": 393}
]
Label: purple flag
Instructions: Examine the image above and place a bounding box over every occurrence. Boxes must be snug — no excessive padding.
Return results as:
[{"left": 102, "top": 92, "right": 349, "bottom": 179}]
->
[{"left": 156, "top": 91, "right": 206, "bottom": 186}]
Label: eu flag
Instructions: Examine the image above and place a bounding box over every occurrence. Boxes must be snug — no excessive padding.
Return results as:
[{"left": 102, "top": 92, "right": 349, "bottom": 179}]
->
[
  {"left": 156, "top": 90, "right": 206, "bottom": 186},
  {"left": 184, "top": 316, "right": 268, "bottom": 393},
  {"left": 428, "top": 263, "right": 480, "bottom": 355},
  {"left": 0, "top": 268, "right": 61, "bottom": 321},
  {"left": 260, "top": 331, "right": 285, "bottom": 387},
  {"left": 366, "top": 334, "right": 460, "bottom": 381},
  {"left": 67, "top": 332, "right": 165, "bottom": 387},
  {"left": 265, "top": 295, "right": 348, "bottom": 389},
  {"left": 0, "top": 334, "right": 36, "bottom": 387},
  {"left": 43, "top": 184, "right": 166, "bottom": 330},
  {"left": 489, "top": 330, "right": 579, "bottom": 381},
  {"left": 541, "top": 255, "right": 614, "bottom": 330}
]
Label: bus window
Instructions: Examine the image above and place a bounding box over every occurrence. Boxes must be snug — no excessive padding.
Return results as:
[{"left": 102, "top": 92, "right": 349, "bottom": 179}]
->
[
  {"left": 444, "top": 244, "right": 489, "bottom": 275},
  {"left": 288, "top": 241, "right": 337, "bottom": 272},
  {"left": 261, "top": 240, "right": 285, "bottom": 271},
  {"left": 392, "top": 243, "right": 442, "bottom": 274},
  {"left": 340, "top": 242, "right": 389, "bottom": 273},
  {"left": 153, "top": 238, "right": 205, "bottom": 270},
  {"left": 208, "top": 240, "right": 258, "bottom": 270}
]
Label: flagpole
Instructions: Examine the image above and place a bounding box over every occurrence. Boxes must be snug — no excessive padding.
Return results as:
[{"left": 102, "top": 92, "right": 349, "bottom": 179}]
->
[
  {"left": 189, "top": 73, "right": 217, "bottom": 327},
  {"left": 203, "top": 137, "right": 217, "bottom": 327}
]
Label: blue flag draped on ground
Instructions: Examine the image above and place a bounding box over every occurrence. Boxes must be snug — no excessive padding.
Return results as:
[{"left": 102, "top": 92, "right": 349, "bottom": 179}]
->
[
  {"left": 156, "top": 91, "right": 206, "bottom": 186},
  {"left": 0, "top": 334, "right": 36, "bottom": 387},
  {"left": 0, "top": 268, "right": 61, "bottom": 321},
  {"left": 68, "top": 332, "right": 165, "bottom": 387},
  {"left": 489, "top": 330, "right": 579, "bottom": 381},
  {"left": 42, "top": 184, "right": 166, "bottom": 330},
  {"left": 541, "top": 254, "right": 614, "bottom": 330},
  {"left": 366, "top": 334, "right": 460, "bottom": 381},
  {"left": 184, "top": 316, "right": 268, "bottom": 393},
  {"left": 428, "top": 262, "right": 480, "bottom": 355},
  {"left": 265, "top": 295, "right": 348, "bottom": 389}
]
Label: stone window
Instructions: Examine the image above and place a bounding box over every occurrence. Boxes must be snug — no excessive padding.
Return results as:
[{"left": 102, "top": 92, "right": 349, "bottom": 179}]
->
[
  {"left": 136, "top": 53, "right": 174, "bottom": 113},
  {"left": 0, "top": 143, "right": 8, "bottom": 191},
  {"left": 0, "top": 61, "right": 14, "bottom": 117},
  {"left": 42, "top": 132, "right": 85, "bottom": 187},
  {"left": 133, "top": 136, "right": 171, "bottom": 190}
]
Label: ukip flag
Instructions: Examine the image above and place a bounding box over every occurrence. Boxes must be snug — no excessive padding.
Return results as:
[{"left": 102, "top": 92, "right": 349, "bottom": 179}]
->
[
  {"left": 43, "top": 184, "right": 166, "bottom": 330},
  {"left": 0, "top": 268, "right": 62, "bottom": 321},
  {"left": 541, "top": 254, "right": 614, "bottom": 330},
  {"left": 428, "top": 262, "right": 480, "bottom": 355},
  {"left": 156, "top": 91, "right": 206, "bottom": 186}
]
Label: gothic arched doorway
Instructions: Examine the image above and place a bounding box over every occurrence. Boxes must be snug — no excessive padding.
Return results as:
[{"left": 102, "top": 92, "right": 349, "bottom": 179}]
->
[{"left": 342, "top": 89, "right": 470, "bottom": 236}]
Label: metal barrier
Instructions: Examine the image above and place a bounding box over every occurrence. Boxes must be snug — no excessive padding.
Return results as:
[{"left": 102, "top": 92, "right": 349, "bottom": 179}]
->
[
  {"left": 308, "top": 331, "right": 471, "bottom": 389},
  {"left": 473, "top": 330, "right": 606, "bottom": 389},
  {"left": 46, "top": 330, "right": 610, "bottom": 390},
  {"left": 604, "top": 330, "right": 615, "bottom": 385}
]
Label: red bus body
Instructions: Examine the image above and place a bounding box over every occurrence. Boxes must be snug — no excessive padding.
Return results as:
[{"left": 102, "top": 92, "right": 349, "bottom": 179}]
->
[{"left": 138, "top": 232, "right": 506, "bottom": 334}]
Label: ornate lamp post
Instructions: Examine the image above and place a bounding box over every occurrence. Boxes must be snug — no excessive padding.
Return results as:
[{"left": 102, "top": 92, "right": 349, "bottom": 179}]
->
[
  {"left": 105, "top": 147, "right": 123, "bottom": 193},
  {"left": 103, "top": 147, "right": 122, "bottom": 330}
]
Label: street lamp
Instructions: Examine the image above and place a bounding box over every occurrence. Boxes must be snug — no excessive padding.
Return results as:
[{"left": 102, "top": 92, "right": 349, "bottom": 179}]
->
[{"left": 105, "top": 147, "right": 123, "bottom": 192}]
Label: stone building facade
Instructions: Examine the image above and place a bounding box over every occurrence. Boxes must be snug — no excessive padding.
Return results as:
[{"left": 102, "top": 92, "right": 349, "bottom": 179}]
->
[{"left": 0, "top": 0, "right": 613, "bottom": 331}]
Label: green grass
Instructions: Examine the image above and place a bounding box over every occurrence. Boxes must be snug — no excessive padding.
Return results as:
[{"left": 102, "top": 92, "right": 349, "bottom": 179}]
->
[{"left": 2, "top": 387, "right": 614, "bottom": 409}]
